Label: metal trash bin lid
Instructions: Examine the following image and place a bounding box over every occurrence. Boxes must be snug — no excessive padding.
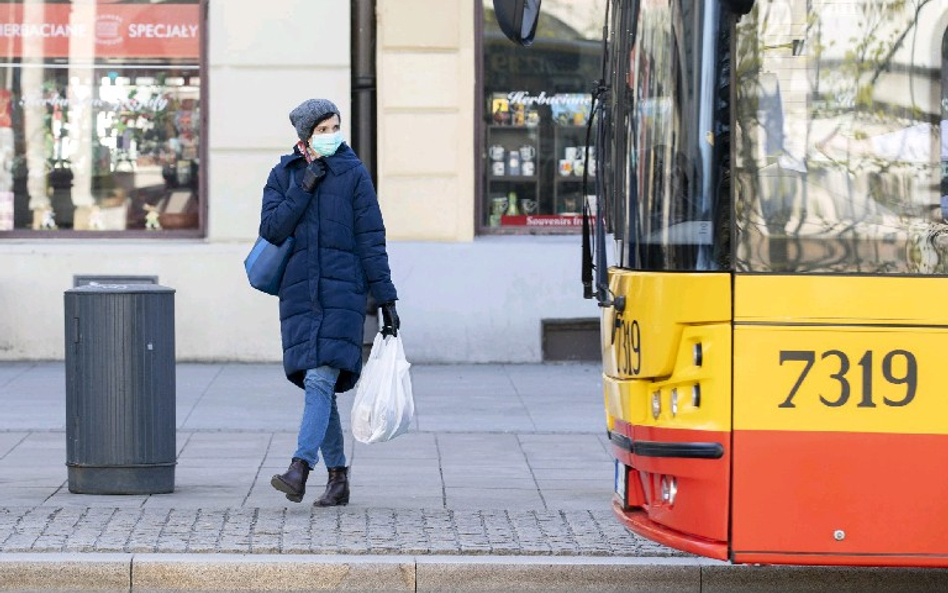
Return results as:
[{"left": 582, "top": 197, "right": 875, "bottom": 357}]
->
[{"left": 65, "top": 283, "right": 176, "bottom": 295}]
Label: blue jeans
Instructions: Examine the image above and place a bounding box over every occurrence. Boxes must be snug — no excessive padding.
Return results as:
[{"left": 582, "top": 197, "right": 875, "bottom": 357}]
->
[{"left": 294, "top": 366, "right": 346, "bottom": 469}]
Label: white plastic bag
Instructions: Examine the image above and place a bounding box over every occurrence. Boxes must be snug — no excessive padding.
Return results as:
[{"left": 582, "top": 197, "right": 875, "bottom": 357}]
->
[{"left": 351, "top": 333, "right": 414, "bottom": 444}]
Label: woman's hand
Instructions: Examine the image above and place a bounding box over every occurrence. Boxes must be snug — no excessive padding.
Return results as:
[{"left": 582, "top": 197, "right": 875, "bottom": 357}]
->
[
  {"left": 380, "top": 302, "right": 400, "bottom": 337},
  {"left": 300, "top": 160, "right": 327, "bottom": 193}
]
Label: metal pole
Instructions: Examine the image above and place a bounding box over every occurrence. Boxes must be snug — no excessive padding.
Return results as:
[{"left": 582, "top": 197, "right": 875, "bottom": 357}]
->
[
  {"left": 351, "top": 0, "right": 377, "bottom": 187},
  {"left": 351, "top": 0, "right": 379, "bottom": 341}
]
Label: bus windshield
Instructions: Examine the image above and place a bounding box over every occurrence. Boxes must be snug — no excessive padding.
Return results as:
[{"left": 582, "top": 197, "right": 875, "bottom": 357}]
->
[
  {"left": 606, "top": 1, "right": 730, "bottom": 272},
  {"left": 734, "top": 0, "right": 948, "bottom": 275}
]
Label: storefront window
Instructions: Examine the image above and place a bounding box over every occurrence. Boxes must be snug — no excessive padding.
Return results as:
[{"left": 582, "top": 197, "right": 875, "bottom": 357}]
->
[
  {"left": 0, "top": 0, "right": 203, "bottom": 236},
  {"left": 481, "top": 0, "right": 605, "bottom": 232}
]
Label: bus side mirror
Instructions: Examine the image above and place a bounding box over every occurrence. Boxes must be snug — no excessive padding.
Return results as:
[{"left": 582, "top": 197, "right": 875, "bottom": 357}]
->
[
  {"left": 492, "top": 0, "right": 542, "bottom": 47},
  {"left": 725, "top": 0, "right": 755, "bottom": 15}
]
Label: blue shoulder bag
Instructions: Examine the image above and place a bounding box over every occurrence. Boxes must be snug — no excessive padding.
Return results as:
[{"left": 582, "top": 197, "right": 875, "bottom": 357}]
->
[{"left": 244, "top": 170, "right": 298, "bottom": 296}]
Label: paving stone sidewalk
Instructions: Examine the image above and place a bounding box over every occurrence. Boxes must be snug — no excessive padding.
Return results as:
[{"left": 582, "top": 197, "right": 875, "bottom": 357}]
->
[
  {"left": 0, "top": 507, "right": 684, "bottom": 557},
  {"left": 0, "top": 362, "right": 687, "bottom": 559}
]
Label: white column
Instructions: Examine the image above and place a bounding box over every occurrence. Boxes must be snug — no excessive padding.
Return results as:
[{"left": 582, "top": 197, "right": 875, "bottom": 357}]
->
[
  {"left": 21, "top": 0, "right": 50, "bottom": 226},
  {"left": 67, "top": 2, "right": 96, "bottom": 217}
]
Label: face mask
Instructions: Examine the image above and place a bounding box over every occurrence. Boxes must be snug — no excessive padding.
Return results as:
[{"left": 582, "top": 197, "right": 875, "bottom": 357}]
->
[{"left": 309, "top": 131, "right": 343, "bottom": 157}]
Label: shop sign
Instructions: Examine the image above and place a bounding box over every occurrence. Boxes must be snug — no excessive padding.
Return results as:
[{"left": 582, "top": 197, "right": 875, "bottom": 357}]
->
[
  {"left": 506, "top": 91, "right": 591, "bottom": 107},
  {"left": 501, "top": 215, "right": 592, "bottom": 227},
  {"left": 17, "top": 90, "right": 170, "bottom": 116},
  {"left": 0, "top": 4, "right": 199, "bottom": 59}
]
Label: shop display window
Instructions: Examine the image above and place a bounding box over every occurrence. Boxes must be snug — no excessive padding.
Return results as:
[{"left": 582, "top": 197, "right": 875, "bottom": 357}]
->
[
  {"left": 480, "top": 0, "right": 605, "bottom": 233},
  {"left": 0, "top": 0, "right": 204, "bottom": 237}
]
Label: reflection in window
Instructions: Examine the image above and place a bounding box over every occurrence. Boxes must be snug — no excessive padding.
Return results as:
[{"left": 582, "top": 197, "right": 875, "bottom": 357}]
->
[
  {"left": 734, "top": 0, "right": 948, "bottom": 274},
  {"left": 0, "top": 1, "right": 202, "bottom": 235}
]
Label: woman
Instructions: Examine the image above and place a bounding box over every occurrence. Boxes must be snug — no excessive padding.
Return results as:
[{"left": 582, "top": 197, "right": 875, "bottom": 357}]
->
[{"left": 259, "top": 98, "right": 399, "bottom": 506}]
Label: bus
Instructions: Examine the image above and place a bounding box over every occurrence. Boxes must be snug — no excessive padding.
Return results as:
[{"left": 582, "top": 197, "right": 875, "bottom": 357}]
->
[{"left": 496, "top": 0, "right": 948, "bottom": 567}]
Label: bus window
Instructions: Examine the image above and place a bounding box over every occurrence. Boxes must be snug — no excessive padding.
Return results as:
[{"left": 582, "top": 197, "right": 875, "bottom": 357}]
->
[
  {"left": 941, "top": 23, "right": 948, "bottom": 223},
  {"left": 612, "top": 1, "right": 729, "bottom": 272},
  {"left": 734, "top": 0, "right": 948, "bottom": 275}
]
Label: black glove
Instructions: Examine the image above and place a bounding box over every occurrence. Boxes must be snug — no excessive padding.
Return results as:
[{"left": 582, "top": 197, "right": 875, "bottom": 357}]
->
[
  {"left": 299, "top": 160, "right": 327, "bottom": 193},
  {"left": 380, "top": 302, "right": 400, "bottom": 337}
]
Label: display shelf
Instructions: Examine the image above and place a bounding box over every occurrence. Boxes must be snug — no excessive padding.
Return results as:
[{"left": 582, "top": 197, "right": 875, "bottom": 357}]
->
[
  {"left": 552, "top": 125, "right": 592, "bottom": 214},
  {"left": 485, "top": 124, "right": 540, "bottom": 225},
  {"left": 489, "top": 175, "right": 539, "bottom": 182}
]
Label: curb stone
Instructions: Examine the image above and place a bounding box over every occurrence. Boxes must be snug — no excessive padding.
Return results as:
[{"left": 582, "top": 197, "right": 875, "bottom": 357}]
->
[
  {"left": 2, "top": 554, "right": 948, "bottom": 593},
  {"left": 0, "top": 553, "right": 130, "bottom": 593}
]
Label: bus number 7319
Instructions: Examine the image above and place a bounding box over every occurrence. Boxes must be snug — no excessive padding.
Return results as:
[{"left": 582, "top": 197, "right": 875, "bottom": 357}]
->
[{"left": 778, "top": 349, "right": 918, "bottom": 409}]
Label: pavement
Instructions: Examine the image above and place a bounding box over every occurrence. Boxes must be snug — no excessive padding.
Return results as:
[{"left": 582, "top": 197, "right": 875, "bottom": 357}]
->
[{"left": 1, "top": 361, "right": 946, "bottom": 592}]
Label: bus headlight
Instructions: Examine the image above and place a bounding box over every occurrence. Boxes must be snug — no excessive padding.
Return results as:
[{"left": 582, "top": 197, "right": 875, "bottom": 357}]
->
[
  {"left": 670, "top": 388, "right": 678, "bottom": 417},
  {"left": 660, "top": 476, "right": 678, "bottom": 505},
  {"left": 651, "top": 391, "right": 661, "bottom": 419}
]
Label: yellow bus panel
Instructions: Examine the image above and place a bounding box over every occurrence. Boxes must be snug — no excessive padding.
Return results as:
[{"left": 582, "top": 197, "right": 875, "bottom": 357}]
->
[
  {"left": 735, "top": 275, "right": 948, "bottom": 325},
  {"left": 605, "top": 323, "right": 732, "bottom": 433},
  {"left": 733, "top": 274, "right": 948, "bottom": 435},
  {"left": 602, "top": 270, "right": 731, "bottom": 380},
  {"left": 734, "top": 325, "right": 948, "bottom": 435}
]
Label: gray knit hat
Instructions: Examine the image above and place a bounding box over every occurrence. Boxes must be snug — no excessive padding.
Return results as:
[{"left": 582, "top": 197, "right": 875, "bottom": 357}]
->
[{"left": 289, "top": 99, "right": 341, "bottom": 141}]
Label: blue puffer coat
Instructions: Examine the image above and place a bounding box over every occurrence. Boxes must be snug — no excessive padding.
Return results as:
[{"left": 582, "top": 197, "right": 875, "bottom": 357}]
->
[{"left": 259, "top": 143, "right": 397, "bottom": 392}]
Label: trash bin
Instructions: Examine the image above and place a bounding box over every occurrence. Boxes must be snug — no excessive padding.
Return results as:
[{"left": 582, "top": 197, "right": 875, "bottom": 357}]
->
[{"left": 64, "top": 283, "right": 176, "bottom": 494}]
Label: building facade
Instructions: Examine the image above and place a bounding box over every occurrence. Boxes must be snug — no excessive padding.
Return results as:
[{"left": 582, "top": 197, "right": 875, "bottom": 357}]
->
[{"left": 0, "top": 0, "right": 604, "bottom": 363}]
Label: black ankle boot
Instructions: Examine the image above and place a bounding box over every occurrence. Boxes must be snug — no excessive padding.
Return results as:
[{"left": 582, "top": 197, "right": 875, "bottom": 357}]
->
[
  {"left": 271, "top": 458, "right": 310, "bottom": 503},
  {"left": 315, "top": 466, "right": 349, "bottom": 507}
]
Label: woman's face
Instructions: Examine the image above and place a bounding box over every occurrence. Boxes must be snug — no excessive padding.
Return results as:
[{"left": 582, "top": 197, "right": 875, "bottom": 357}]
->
[{"left": 311, "top": 115, "right": 341, "bottom": 136}]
